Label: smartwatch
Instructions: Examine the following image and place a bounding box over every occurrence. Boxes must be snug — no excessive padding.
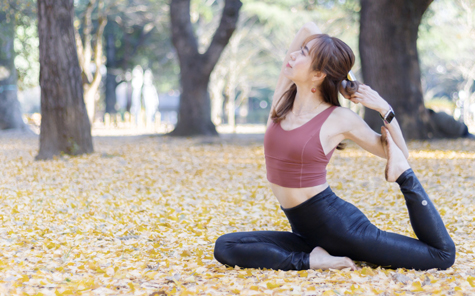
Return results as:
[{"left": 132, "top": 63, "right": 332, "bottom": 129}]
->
[{"left": 380, "top": 105, "right": 395, "bottom": 124}]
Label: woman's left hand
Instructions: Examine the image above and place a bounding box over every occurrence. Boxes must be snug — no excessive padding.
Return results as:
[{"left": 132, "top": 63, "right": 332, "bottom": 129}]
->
[{"left": 348, "top": 85, "right": 390, "bottom": 115}]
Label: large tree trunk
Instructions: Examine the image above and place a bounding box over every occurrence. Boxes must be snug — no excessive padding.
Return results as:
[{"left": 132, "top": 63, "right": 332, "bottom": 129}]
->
[
  {"left": 169, "top": 0, "right": 242, "bottom": 136},
  {"left": 36, "top": 0, "right": 93, "bottom": 160},
  {"left": 0, "top": 11, "right": 26, "bottom": 130},
  {"left": 359, "top": 0, "right": 433, "bottom": 140}
]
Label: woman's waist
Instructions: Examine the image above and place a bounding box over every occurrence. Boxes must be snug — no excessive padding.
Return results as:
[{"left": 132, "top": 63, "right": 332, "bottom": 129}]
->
[
  {"left": 265, "top": 156, "right": 329, "bottom": 188},
  {"left": 271, "top": 182, "right": 330, "bottom": 209}
]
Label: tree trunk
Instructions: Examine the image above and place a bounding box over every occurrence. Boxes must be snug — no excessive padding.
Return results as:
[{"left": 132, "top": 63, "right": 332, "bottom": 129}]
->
[
  {"left": 226, "top": 62, "right": 236, "bottom": 131},
  {"left": 84, "top": 84, "right": 97, "bottom": 123},
  {"left": 0, "top": 12, "right": 26, "bottom": 130},
  {"left": 359, "top": 0, "right": 433, "bottom": 140},
  {"left": 105, "top": 22, "right": 117, "bottom": 114},
  {"left": 75, "top": 0, "right": 107, "bottom": 124},
  {"left": 36, "top": 0, "right": 93, "bottom": 160},
  {"left": 169, "top": 0, "right": 242, "bottom": 136},
  {"left": 210, "top": 65, "right": 226, "bottom": 125}
]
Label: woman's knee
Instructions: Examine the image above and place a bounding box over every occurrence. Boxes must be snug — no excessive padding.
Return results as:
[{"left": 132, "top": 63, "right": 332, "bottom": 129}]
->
[
  {"left": 213, "top": 233, "right": 237, "bottom": 265},
  {"left": 436, "top": 244, "right": 456, "bottom": 270}
]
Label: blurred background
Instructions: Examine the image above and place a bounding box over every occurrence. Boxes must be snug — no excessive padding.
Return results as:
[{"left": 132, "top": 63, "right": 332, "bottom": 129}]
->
[{"left": 3, "top": 0, "right": 475, "bottom": 136}]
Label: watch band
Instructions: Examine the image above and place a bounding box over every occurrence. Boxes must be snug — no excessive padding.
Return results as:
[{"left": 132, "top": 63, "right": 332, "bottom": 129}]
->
[{"left": 380, "top": 106, "right": 395, "bottom": 124}]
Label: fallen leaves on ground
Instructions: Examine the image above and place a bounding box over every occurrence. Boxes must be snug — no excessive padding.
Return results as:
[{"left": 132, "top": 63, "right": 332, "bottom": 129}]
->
[{"left": 0, "top": 134, "right": 474, "bottom": 295}]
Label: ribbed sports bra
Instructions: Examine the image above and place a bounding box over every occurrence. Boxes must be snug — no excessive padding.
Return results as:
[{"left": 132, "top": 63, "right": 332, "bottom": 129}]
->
[{"left": 264, "top": 105, "right": 337, "bottom": 188}]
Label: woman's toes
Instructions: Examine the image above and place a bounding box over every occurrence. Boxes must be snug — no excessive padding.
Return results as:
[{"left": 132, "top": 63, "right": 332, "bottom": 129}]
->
[{"left": 310, "top": 246, "right": 357, "bottom": 271}]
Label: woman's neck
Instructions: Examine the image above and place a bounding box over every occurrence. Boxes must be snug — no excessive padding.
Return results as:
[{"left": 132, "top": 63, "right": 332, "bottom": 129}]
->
[{"left": 293, "top": 84, "right": 325, "bottom": 114}]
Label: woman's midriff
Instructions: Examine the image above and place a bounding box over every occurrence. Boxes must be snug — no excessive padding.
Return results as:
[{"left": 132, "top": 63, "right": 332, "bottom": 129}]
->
[{"left": 270, "top": 182, "right": 330, "bottom": 209}]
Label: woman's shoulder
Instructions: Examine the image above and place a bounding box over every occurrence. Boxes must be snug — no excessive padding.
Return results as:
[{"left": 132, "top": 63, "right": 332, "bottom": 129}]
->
[
  {"left": 329, "top": 105, "right": 359, "bottom": 119},
  {"left": 327, "top": 106, "right": 364, "bottom": 130}
]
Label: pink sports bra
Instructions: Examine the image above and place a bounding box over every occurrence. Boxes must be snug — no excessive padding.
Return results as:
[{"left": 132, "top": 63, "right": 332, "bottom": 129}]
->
[{"left": 264, "top": 105, "right": 337, "bottom": 188}]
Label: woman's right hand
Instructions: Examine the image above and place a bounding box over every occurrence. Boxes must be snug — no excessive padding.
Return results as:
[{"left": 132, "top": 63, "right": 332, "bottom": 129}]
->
[{"left": 350, "top": 85, "right": 390, "bottom": 115}]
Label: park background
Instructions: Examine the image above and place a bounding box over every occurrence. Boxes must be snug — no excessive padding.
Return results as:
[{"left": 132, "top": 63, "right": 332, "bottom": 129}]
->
[
  {"left": 1, "top": 0, "right": 475, "bottom": 295},
  {"left": 3, "top": 0, "right": 475, "bottom": 137}
]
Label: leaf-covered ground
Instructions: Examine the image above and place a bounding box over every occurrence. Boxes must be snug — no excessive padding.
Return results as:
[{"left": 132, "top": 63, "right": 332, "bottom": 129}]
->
[{"left": 1, "top": 133, "right": 474, "bottom": 295}]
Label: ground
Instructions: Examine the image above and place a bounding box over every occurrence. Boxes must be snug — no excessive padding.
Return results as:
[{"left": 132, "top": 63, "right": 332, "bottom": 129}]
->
[{"left": 0, "top": 131, "right": 474, "bottom": 295}]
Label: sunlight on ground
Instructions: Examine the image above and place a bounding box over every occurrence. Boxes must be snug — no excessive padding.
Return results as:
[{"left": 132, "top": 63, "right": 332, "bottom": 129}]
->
[{"left": 0, "top": 133, "right": 474, "bottom": 295}]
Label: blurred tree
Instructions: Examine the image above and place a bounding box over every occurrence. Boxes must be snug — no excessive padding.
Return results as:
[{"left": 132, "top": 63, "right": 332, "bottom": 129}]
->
[
  {"left": 207, "top": 0, "right": 362, "bottom": 128},
  {"left": 75, "top": 0, "right": 107, "bottom": 123},
  {"left": 36, "top": 0, "right": 93, "bottom": 160},
  {"left": 418, "top": 0, "right": 475, "bottom": 125},
  {"left": 359, "top": 0, "right": 433, "bottom": 140},
  {"left": 0, "top": 1, "right": 32, "bottom": 130},
  {"left": 0, "top": 10, "right": 24, "bottom": 130},
  {"left": 169, "top": 0, "right": 242, "bottom": 136},
  {"left": 104, "top": 19, "right": 119, "bottom": 114},
  {"left": 84, "top": 0, "right": 169, "bottom": 115}
]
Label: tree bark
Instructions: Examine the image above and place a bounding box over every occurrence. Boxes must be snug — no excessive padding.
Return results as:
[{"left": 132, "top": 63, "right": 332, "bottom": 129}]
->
[
  {"left": 169, "top": 0, "right": 242, "bottom": 136},
  {"left": 359, "top": 0, "right": 433, "bottom": 140},
  {"left": 105, "top": 21, "right": 117, "bottom": 114},
  {"left": 36, "top": 0, "right": 93, "bottom": 160},
  {"left": 0, "top": 11, "right": 26, "bottom": 130}
]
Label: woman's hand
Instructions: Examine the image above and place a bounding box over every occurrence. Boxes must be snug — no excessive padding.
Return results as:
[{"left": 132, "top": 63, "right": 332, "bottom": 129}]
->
[{"left": 348, "top": 84, "right": 390, "bottom": 115}]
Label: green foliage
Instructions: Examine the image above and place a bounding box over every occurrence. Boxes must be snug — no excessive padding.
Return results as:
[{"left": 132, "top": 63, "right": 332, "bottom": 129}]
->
[
  {"left": 1, "top": 0, "right": 37, "bottom": 91},
  {"left": 14, "top": 19, "right": 38, "bottom": 91}
]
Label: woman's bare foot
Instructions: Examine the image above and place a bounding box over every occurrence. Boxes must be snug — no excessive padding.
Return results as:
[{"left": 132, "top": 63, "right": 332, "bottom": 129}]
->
[
  {"left": 381, "top": 127, "right": 411, "bottom": 182},
  {"left": 309, "top": 246, "right": 357, "bottom": 270}
]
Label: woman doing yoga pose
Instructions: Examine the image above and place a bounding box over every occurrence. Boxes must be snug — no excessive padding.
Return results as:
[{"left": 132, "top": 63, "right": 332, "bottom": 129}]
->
[{"left": 213, "top": 22, "right": 455, "bottom": 271}]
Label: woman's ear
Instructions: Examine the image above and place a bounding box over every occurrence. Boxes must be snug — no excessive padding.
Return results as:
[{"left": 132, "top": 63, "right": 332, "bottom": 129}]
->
[{"left": 312, "top": 71, "right": 326, "bottom": 83}]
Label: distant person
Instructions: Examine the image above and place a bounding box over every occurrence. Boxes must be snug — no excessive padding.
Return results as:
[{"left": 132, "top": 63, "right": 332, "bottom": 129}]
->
[
  {"left": 115, "top": 82, "right": 128, "bottom": 112},
  {"left": 142, "top": 70, "right": 160, "bottom": 125},
  {"left": 427, "top": 108, "right": 475, "bottom": 139},
  {"left": 130, "top": 65, "right": 144, "bottom": 124},
  {"left": 213, "top": 22, "right": 455, "bottom": 271},
  {"left": 116, "top": 70, "right": 133, "bottom": 114}
]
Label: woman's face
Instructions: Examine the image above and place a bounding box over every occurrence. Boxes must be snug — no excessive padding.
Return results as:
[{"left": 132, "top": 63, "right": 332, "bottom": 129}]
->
[{"left": 284, "top": 39, "right": 318, "bottom": 83}]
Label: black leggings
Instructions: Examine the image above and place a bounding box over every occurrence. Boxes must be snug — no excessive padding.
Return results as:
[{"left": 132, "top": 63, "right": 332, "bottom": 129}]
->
[{"left": 214, "top": 169, "right": 455, "bottom": 270}]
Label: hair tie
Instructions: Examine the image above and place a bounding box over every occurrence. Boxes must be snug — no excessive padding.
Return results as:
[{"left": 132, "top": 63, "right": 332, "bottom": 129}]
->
[{"left": 347, "top": 71, "right": 356, "bottom": 82}]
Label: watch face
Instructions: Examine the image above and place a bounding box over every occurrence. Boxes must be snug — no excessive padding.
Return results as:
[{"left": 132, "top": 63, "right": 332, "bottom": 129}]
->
[{"left": 386, "top": 111, "right": 395, "bottom": 123}]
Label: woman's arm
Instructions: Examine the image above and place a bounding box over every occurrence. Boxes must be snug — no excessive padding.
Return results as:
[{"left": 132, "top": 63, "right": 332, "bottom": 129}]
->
[
  {"left": 346, "top": 85, "right": 409, "bottom": 158},
  {"left": 267, "top": 22, "right": 322, "bottom": 126}
]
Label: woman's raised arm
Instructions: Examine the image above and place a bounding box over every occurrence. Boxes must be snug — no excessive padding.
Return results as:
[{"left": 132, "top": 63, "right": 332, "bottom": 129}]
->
[
  {"left": 267, "top": 22, "right": 322, "bottom": 126},
  {"left": 345, "top": 85, "right": 409, "bottom": 159}
]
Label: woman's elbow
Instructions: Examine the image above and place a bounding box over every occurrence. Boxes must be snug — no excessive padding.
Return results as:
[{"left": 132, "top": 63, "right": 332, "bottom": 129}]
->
[
  {"left": 303, "top": 22, "right": 315, "bottom": 28},
  {"left": 302, "top": 22, "right": 321, "bottom": 34}
]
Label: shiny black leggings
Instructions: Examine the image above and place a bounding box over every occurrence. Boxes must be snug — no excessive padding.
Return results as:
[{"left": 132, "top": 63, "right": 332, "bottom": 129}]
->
[{"left": 214, "top": 169, "right": 455, "bottom": 270}]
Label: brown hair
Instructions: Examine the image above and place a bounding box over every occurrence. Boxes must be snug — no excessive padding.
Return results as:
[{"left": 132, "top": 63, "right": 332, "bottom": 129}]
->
[{"left": 271, "top": 34, "right": 360, "bottom": 150}]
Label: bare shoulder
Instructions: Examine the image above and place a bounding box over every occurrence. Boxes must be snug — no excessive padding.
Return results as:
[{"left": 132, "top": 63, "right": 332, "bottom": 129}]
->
[
  {"left": 328, "top": 106, "right": 364, "bottom": 132},
  {"left": 330, "top": 106, "right": 361, "bottom": 122}
]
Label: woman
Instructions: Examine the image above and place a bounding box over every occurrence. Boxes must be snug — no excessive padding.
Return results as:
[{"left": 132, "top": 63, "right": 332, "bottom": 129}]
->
[{"left": 213, "top": 22, "right": 455, "bottom": 271}]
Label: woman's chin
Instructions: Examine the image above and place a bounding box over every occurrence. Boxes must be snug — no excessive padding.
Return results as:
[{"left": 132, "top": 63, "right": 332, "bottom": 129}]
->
[{"left": 283, "top": 72, "right": 293, "bottom": 80}]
